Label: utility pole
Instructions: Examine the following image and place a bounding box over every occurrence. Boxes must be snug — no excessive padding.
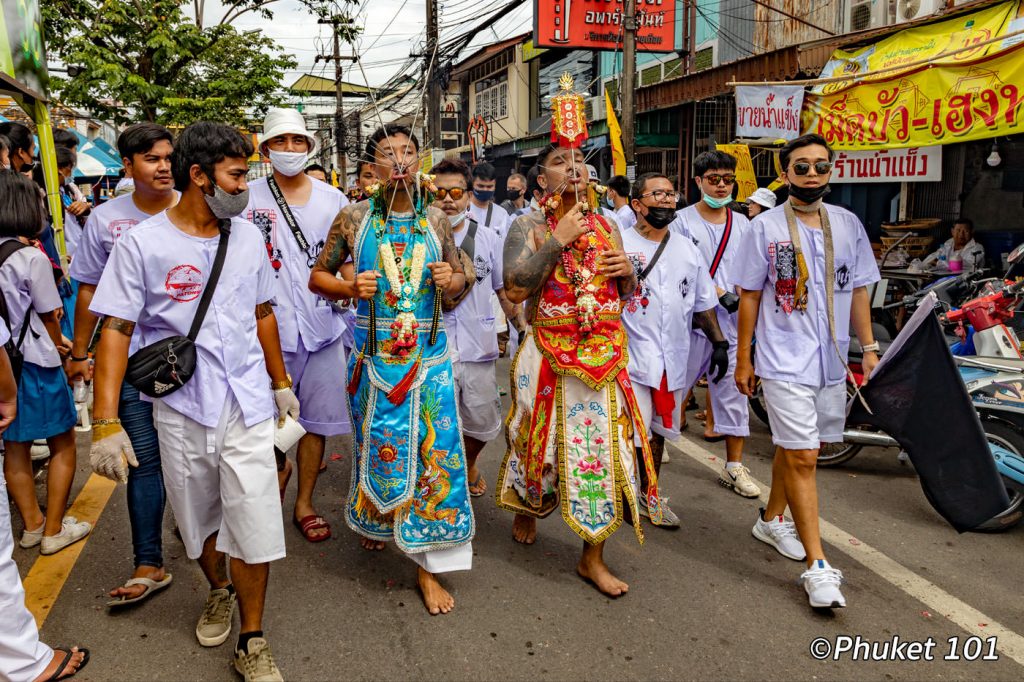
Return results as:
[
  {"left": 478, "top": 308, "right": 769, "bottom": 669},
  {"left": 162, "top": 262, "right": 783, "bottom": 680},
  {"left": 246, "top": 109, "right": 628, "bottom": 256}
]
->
[
  {"left": 316, "top": 16, "right": 357, "bottom": 184},
  {"left": 621, "top": 0, "right": 637, "bottom": 176},
  {"left": 425, "top": 0, "right": 442, "bottom": 151}
]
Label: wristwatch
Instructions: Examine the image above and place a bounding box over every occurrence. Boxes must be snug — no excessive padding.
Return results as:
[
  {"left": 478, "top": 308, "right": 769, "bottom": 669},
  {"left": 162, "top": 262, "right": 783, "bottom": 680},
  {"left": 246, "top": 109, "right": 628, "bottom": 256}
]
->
[
  {"left": 861, "top": 342, "right": 880, "bottom": 353},
  {"left": 271, "top": 373, "right": 293, "bottom": 391}
]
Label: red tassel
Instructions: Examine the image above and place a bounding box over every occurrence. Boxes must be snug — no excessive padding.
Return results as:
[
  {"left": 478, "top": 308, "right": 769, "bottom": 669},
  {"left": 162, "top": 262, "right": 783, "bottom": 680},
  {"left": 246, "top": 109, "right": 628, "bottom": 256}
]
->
[
  {"left": 386, "top": 358, "right": 421, "bottom": 405},
  {"left": 348, "top": 354, "right": 364, "bottom": 395}
]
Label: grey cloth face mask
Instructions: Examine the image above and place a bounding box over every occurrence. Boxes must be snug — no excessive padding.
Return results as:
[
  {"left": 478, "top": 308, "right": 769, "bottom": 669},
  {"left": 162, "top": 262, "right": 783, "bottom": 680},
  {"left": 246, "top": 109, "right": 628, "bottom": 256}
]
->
[{"left": 204, "top": 180, "right": 250, "bottom": 219}]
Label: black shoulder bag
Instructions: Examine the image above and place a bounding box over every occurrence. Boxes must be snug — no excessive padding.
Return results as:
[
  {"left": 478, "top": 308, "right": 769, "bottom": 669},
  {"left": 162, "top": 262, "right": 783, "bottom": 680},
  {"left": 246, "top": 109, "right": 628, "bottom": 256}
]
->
[
  {"left": 125, "top": 221, "right": 231, "bottom": 398},
  {"left": 0, "top": 240, "right": 33, "bottom": 384}
]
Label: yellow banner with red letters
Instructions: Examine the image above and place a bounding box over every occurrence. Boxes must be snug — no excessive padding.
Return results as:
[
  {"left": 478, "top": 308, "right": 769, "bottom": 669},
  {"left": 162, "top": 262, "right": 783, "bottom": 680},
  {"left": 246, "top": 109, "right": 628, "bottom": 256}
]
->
[
  {"left": 801, "top": 39, "right": 1024, "bottom": 151},
  {"left": 715, "top": 143, "right": 757, "bottom": 202}
]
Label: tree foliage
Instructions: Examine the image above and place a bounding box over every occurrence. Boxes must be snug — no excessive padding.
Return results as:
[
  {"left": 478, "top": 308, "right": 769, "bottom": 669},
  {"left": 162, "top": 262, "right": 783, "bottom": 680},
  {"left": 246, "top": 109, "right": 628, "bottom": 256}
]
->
[{"left": 41, "top": 1, "right": 353, "bottom": 127}]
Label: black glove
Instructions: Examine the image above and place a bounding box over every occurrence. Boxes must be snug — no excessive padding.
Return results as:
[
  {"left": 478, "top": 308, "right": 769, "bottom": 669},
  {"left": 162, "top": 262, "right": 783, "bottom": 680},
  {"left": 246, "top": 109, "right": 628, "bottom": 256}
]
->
[
  {"left": 718, "top": 291, "right": 740, "bottom": 314},
  {"left": 709, "top": 341, "right": 730, "bottom": 384}
]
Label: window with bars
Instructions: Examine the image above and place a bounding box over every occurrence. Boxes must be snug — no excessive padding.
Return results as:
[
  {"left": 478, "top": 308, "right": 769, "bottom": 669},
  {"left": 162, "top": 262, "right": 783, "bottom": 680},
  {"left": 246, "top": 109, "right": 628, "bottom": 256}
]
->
[{"left": 475, "top": 78, "right": 508, "bottom": 121}]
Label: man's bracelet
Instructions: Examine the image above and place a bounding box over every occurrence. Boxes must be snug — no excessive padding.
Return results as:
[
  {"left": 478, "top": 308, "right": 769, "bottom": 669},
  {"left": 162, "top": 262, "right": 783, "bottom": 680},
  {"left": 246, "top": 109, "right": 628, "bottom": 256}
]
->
[
  {"left": 70, "top": 354, "right": 89, "bottom": 362},
  {"left": 93, "top": 418, "right": 121, "bottom": 426}
]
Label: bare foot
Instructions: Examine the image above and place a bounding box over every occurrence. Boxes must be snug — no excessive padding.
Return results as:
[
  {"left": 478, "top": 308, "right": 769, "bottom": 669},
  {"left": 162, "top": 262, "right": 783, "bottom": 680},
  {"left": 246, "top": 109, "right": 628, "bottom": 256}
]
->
[
  {"left": 512, "top": 513, "right": 536, "bottom": 545},
  {"left": 277, "top": 459, "right": 293, "bottom": 501},
  {"left": 108, "top": 565, "right": 167, "bottom": 601},
  {"left": 468, "top": 463, "right": 487, "bottom": 496},
  {"left": 360, "top": 537, "right": 385, "bottom": 551},
  {"left": 417, "top": 567, "right": 454, "bottom": 615},
  {"left": 33, "top": 646, "right": 87, "bottom": 681},
  {"left": 577, "top": 555, "right": 629, "bottom": 597}
]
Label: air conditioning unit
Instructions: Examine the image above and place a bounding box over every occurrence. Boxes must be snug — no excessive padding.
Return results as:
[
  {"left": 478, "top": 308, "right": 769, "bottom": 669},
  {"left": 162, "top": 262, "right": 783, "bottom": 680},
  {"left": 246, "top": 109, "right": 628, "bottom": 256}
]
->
[
  {"left": 847, "top": 0, "right": 883, "bottom": 33},
  {"left": 586, "top": 95, "right": 606, "bottom": 122},
  {"left": 892, "top": 0, "right": 942, "bottom": 24}
]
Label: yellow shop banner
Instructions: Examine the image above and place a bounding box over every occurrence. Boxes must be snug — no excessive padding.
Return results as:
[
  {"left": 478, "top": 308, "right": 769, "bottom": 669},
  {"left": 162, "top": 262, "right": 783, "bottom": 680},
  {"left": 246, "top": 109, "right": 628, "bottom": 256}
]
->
[
  {"left": 814, "top": 1, "right": 1019, "bottom": 95},
  {"left": 715, "top": 144, "right": 757, "bottom": 202},
  {"left": 802, "top": 40, "right": 1024, "bottom": 151}
]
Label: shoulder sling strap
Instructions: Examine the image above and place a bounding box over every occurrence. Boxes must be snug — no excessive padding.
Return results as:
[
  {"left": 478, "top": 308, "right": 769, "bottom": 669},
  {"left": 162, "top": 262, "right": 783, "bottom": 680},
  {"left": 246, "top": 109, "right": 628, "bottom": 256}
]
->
[
  {"left": 708, "top": 209, "right": 733, "bottom": 278},
  {"left": 187, "top": 221, "right": 232, "bottom": 342},
  {"left": 267, "top": 175, "right": 311, "bottom": 255},
  {"left": 485, "top": 202, "right": 493, "bottom": 228},
  {"left": 638, "top": 231, "right": 670, "bottom": 282},
  {"left": 0, "top": 240, "right": 35, "bottom": 351},
  {"left": 459, "top": 220, "right": 479, "bottom": 262}
]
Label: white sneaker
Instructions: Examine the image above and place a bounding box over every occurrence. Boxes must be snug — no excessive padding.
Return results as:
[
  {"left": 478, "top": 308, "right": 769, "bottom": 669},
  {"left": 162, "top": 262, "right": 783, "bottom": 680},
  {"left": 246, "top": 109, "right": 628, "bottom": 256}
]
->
[
  {"left": 30, "top": 440, "right": 50, "bottom": 461},
  {"left": 19, "top": 516, "right": 79, "bottom": 549},
  {"left": 801, "top": 559, "right": 846, "bottom": 608},
  {"left": 719, "top": 464, "right": 761, "bottom": 498},
  {"left": 751, "top": 508, "right": 806, "bottom": 561},
  {"left": 40, "top": 519, "right": 92, "bottom": 555}
]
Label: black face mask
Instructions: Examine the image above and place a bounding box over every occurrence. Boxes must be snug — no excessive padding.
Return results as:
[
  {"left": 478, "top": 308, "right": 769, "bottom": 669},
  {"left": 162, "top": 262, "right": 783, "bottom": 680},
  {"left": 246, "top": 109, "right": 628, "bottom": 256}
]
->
[
  {"left": 507, "top": 189, "right": 522, "bottom": 200},
  {"left": 788, "top": 183, "right": 831, "bottom": 204},
  {"left": 643, "top": 206, "right": 676, "bottom": 228}
]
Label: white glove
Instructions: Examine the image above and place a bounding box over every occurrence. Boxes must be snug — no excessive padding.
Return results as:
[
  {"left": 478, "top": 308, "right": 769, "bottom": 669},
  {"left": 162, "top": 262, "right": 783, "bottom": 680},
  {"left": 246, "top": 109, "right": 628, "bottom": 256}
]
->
[
  {"left": 274, "top": 387, "right": 301, "bottom": 427},
  {"left": 90, "top": 422, "right": 138, "bottom": 483}
]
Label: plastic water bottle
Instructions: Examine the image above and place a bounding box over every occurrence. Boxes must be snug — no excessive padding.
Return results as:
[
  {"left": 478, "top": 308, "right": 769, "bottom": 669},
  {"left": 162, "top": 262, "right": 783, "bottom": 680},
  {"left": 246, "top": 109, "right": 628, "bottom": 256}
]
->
[
  {"left": 73, "top": 379, "right": 91, "bottom": 432},
  {"left": 938, "top": 253, "right": 948, "bottom": 271}
]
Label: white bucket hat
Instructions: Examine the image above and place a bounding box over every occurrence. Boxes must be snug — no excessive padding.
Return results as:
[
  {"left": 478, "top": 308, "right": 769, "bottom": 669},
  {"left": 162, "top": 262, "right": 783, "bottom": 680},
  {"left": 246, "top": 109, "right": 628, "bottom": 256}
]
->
[
  {"left": 749, "top": 187, "right": 777, "bottom": 209},
  {"left": 260, "top": 108, "right": 319, "bottom": 156},
  {"left": 586, "top": 164, "right": 599, "bottom": 182}
]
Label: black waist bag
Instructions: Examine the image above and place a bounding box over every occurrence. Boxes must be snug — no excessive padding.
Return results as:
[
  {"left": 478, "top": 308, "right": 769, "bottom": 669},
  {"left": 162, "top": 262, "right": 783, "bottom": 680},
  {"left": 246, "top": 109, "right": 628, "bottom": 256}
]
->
[{"left": 125, "top": 221, "right": 230, "bottom": 398}]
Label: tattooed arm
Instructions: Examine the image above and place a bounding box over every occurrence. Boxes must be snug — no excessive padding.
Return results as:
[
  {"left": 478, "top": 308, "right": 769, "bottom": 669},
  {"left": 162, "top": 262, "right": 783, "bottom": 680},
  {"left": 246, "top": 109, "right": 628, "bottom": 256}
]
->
[
  {"left": 92, "top": 316, "right": 135, "bottom": 421},
  {"left": 309, "top": 202, "right": 366, "bottom": 301},
  {"left": 255, "top": 301, "right": 289, "bottom": 385},
  {"left": 428, "top": 206, "right": 472, "bottom": 310},
  {"left": 502, "top": 212, "right": 564, "bottom": 305},
  {"left": 605, "top": 220, "right": 638, "bottom": 300},
  {"left": 691, "top": 308, "right": 726, "bottom": 344}
]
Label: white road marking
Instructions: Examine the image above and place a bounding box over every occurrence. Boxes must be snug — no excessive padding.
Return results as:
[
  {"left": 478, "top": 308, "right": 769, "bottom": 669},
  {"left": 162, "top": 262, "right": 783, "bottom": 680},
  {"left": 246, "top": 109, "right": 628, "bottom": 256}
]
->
[{"left": 670, "top": 437, "right": 1024, "bottom": 667}]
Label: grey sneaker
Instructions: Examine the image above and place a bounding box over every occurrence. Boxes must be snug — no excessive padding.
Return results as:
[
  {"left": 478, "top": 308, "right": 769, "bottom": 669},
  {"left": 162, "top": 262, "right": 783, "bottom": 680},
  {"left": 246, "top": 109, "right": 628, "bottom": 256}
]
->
[
  {"left": 196, "top": 587, "right": 236, "bottom": 647},
  {"left": 752, "top": 508, "right": 806, "bottom": 561},
  {"left": 801, "top": 559, "right": 846, "bottom": 609},
  {"left": 234, "top": 637, "right": 283, "bottom": 682},
  {"left": 638, "top": 494, "right": 681, "bottom": 529}
]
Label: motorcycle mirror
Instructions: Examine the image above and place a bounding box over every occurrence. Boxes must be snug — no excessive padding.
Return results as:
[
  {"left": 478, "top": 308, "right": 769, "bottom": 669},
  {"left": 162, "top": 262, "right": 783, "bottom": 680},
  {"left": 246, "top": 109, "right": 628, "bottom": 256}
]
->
[{"left": 1008, "top": 243, "right": 1024, "bottom": 264}]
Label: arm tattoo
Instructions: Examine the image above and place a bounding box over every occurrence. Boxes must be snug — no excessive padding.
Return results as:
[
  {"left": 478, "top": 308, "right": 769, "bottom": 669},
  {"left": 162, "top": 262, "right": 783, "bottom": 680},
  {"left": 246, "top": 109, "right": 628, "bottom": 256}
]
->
[
  {"left": 314, "top": 202, "right": 365, "bottom": 275},
  {"left": 503, "top": 212, "right": 562, "bottom": 300},
  {"left": 102, "top": 316, "right": 136, "bottom": 337},
  {"left": 255, "top": 301, "right": 274, "bottom": 319},
  {"left": 607, "top": 220, "right": 638, "bottom": 298},
  {"left": 692, "top": 309, "right": 726, "bottom": 344}
]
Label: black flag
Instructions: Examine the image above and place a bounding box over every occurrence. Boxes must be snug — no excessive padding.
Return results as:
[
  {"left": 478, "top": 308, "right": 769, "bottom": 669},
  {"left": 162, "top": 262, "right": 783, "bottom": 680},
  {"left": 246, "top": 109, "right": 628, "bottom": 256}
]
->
[{"left": 847, "top": 295, "right": 1010, "bottom": 532}]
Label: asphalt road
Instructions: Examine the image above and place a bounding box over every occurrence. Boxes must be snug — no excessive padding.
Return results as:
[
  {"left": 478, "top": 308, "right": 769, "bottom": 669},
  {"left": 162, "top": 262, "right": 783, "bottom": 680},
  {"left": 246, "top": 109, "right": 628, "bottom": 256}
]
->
[{"left": 11, "top": 359, "right": 1024, "bottom": 681}]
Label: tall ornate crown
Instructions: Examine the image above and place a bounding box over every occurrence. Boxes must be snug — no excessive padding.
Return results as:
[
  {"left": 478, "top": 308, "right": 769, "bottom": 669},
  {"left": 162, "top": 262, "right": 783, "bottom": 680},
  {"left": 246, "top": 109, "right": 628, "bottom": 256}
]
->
[{"left": 550, "top": 72, "right": 588, "bottom": 149}]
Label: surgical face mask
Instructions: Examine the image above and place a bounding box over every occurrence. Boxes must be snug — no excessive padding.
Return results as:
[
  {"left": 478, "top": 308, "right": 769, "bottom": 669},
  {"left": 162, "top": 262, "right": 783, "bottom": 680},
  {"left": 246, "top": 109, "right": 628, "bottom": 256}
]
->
[
  {"left": 203, "top": 178, "right": 250, "bottom": 219},
  {"left": 269, "top": 150, "right": 308, "bottom": 177},
  {"left": 701, "top": 192, "right": 733, "bottom": 210},
  {"left": 507, "top": 188, "right": 522, "bottom": 200},
  {"left": 473, "top": 188, "right": 494, "bottom": 202},
  {"left": 788, "top": 183, "right": 831, "bottom": 205},
  {"left": 606, "top": 197, "right": 616, "bottom": 209},
  {"left": 643, "top": 206, "right": 676, "bottom": 229},
  {"left": 449, "top": 211, "right": 467, "bottom": 227}
]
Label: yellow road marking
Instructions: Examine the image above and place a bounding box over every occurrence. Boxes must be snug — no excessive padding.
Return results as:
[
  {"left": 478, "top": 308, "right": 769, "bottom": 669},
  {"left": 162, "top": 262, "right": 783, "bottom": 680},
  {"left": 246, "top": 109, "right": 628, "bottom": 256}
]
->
[
  {"left": 671, "top": 437, "right": 1024, "bottom": 669},
  {"left": 22, "top": 473, "right": 117, "bottom": 627}
]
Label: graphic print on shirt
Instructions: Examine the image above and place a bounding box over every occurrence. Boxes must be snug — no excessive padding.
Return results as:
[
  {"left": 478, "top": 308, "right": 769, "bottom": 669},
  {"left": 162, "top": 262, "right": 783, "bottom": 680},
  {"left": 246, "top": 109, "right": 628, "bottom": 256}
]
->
[
  {"left": 624, "top": 251, "right": 651, "bottom": 314},
  {"left": 472, "top": 253, "right": 491, "bottom": 284},
  {"left": 247, "top": 208, "right": 284, "bottom": 275},
  {"left": 835, "top": 262, "right": 851, "bottom": 290},
  {"left": 165, "top": 264, "right": 204, "bottom": 302},
  {"left": 768, "top": 240, "right": 798, "bottom": 314},
  {"left": 108, "top": 218, "right": 137, "bottom": 239},
  {"left": 678, "top": 277, "right": 690, "bottom": 299}
]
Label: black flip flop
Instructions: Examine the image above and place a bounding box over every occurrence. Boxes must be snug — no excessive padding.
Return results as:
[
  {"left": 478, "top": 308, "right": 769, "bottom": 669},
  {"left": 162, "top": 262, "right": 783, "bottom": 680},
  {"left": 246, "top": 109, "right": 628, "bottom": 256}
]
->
[
  {"left": 703, "top": 434, "right": 727, "bottom": 443},
  {"left": 46, "top": 647, "right": 90, "bottom": 681}
]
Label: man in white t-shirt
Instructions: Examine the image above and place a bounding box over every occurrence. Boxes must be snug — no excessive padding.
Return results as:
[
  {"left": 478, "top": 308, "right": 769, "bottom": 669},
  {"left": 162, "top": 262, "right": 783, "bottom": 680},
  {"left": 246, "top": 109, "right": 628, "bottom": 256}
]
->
[
  {"left": 735, "top": 134, "right": 881, "bottom": 610},
  {"left": 621, "top": 172, "right": 725, "bottom": 527},
  {"left": 606, "top": 175, "right": 636, "bottom": 231},
  {"left": 90, "top": 122, "right": 298, "bottom": 680},
  {"left": 432, "top": 159, "right": 520, "bottom": 499},
  {"left": 671, "top": 150, "right": 760, "bottom": 499},
  {"left": 67, "top": 122, "right": 179, "bottom": 609},
  {"left": 923, "top": 218, "right": 986, "bottom": 272},
  {"left": 246, "top": 108, "right": 350, "bottom": 544}
]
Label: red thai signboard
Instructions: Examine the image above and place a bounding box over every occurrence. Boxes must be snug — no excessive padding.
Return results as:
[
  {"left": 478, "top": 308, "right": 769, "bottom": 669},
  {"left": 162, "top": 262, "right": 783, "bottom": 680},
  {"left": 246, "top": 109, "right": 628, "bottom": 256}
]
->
[{"left": 534, "top": 0, "right": 677, "bottom": 53}]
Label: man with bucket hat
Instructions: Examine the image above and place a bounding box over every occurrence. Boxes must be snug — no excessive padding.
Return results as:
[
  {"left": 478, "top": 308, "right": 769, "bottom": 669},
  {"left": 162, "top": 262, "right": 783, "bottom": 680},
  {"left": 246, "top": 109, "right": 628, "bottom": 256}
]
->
[{"left": 245, "top": 108, "right": 351, "bottom": 543}]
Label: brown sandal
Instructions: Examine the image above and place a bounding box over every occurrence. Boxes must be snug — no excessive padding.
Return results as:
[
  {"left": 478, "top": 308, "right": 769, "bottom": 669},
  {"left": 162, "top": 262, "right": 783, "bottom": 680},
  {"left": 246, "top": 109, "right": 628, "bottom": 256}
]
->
[{"left": 293, "top": 514, "right": 331, "bottom": 543}]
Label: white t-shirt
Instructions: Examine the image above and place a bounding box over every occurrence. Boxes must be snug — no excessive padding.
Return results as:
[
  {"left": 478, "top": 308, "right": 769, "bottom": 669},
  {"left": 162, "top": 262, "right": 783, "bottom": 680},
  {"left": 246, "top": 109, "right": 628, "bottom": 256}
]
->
[
  {"left": 90, "top": 213, "right": 277, "bottom": 428},
  {"left": 621, "top": 229, "right": 717, "bottom": 391},
  {"left": 0, "top": 239, "right": 64, "bottom": 368},
  {"left": 444, "top": 219, "right": 504, "bottom": 364},
  {"left": 925, "top": 238, "right": 986, "bottom": 272},
  {"left": 0, "top": 320, "right": 8, "bottom": 346},
  {"left": 245, "top": 176, "right": 349, "bottom": 353},
  {"left": 734, "top": 203, "right": 880, "bottom": 388},
  {"left": 468, "top": 201, "right": 510, "bottom": 240},
  {"left": 615, "top": 203, "right": 636, "bottom": 231},
  {"left": 69, "top": 193, "right": 165, "bottom": 285}
]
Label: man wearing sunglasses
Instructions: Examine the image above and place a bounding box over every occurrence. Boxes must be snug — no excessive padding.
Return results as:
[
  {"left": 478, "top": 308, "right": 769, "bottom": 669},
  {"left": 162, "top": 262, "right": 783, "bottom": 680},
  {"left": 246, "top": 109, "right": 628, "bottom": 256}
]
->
[
  {"left": 734, "top": 133, "right": 880, "bottom": 609},
  {"left": 671, "top": 150, "right": 761, "bottom": 499}
]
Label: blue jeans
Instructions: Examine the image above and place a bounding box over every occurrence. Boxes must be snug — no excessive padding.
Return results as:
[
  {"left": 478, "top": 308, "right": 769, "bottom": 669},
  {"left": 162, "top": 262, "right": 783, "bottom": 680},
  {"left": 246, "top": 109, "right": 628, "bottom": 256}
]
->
[{"left": 119, "top": 382, "right": 164, "bottom": 568}]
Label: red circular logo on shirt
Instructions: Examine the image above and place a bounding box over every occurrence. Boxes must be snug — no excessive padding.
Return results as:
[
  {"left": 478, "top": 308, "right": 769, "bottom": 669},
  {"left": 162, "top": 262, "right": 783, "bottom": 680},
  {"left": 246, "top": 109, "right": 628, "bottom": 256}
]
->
[{"left": 165, "top": 265, "right": 204, "bottom": 302}]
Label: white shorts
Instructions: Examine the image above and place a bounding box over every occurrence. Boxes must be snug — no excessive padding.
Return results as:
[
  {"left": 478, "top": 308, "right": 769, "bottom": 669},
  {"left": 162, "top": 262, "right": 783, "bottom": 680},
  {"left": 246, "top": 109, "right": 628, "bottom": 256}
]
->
[
  {"left": 153, "top": 395, "right": 286, "bottom": 564},
  {"left": 685, "top": 332, "right": 750, "bottom": 437},
  {"left": 408, "top": 542, "right": 473, "bottom": 574},
  {"left": 631, "top": 381, "right": 684, "bottom": 445},
  {"left": 760, "top": 379, "right": 847, "bottom": 450},
  {"left": 452, "top": 360, "right": 502, "bottom": 442},
  {"left": 283, "top": 334, "right": 351, "bottom": 437}
]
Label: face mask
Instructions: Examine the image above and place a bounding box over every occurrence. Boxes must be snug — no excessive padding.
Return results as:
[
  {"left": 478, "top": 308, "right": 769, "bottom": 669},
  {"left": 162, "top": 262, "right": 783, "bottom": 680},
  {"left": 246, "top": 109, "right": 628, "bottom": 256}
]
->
[
  {"left": 788, "top": 183, "right": 831, "bottom": 205},
  {"left": 507, "top": 189, "right": 522, "bottom": 200},
  {"left": 606, "top": 197, "right": 616, "bottom": 209},
  {"left": 701, "top": 192, "right": 733, "bottom": 210},
  {"left": 643, "top": 206, "right": 676, "bottom": 229},
  {"left": 473, "top": 189, "right": 494, "bottom": 203},
  {"left": 269, "top": 150, "right": 308, "bottom": 177},
  {"left": 450, "top": 212, "right": 467, "bottom": 227},
  {"left": 203, "top": 178, "right": 250, "bottom": 219}
]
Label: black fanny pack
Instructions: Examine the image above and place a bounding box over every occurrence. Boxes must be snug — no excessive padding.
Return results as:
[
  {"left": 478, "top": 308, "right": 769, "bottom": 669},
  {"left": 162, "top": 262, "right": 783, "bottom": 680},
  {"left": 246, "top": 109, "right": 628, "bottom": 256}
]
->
[{"left": 125, "top": 221, "right": 230, "bottom": 398}]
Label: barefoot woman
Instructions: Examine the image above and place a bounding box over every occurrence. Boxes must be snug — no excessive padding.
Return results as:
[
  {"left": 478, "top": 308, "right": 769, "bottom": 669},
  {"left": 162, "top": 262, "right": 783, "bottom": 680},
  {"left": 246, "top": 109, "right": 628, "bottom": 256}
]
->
[
  {"left": 496, "top": 75, "right": 664, "bottom": 597},
  {"left": 310, "top": 125, "right": 475, "bottom": 615}
]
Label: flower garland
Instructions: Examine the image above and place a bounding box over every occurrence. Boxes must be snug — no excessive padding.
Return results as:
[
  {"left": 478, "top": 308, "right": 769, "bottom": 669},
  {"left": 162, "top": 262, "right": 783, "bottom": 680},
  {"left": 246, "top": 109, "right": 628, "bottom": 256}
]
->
[{"left": 379, "top": 236, "right": 427, "bottom": 357}]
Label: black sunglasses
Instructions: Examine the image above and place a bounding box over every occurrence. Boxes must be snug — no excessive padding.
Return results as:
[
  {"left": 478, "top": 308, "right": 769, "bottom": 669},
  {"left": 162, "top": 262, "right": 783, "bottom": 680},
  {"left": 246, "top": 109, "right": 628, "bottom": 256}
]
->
[{"left": 791, "top": 161, "right": 833, "bottom": 176}]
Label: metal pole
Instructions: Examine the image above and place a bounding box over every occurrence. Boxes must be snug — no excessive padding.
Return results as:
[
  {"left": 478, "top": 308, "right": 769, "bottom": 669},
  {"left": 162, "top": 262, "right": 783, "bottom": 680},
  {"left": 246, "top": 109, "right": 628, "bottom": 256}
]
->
[
  {"left": 333, "top": 23, "right": 346, "bottom": 182},
  {"left": 425, "top": 0, "right": 442, "bottom": 150},
  {"left": 622, "top": 0, "right": 637, "bottom": 172}
]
